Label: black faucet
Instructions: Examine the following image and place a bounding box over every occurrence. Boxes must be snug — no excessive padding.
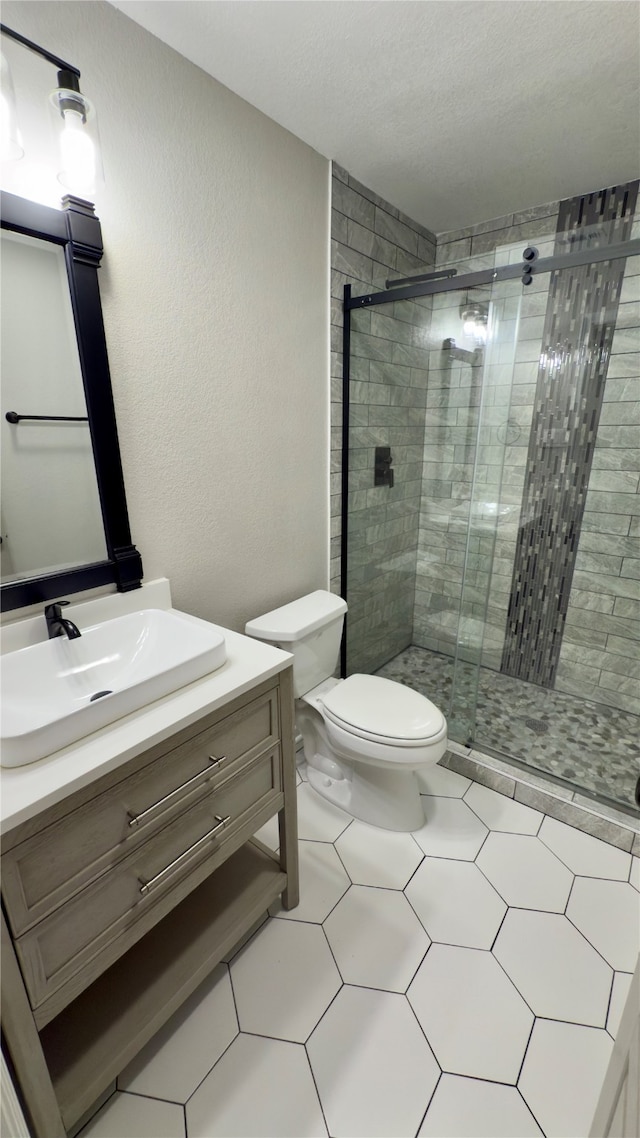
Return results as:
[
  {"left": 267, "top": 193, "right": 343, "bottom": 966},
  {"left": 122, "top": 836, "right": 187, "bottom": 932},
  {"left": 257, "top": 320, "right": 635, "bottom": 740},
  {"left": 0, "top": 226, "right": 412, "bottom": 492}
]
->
[{"left": 45, "top": 601, "right": 82, "bottom": 640}]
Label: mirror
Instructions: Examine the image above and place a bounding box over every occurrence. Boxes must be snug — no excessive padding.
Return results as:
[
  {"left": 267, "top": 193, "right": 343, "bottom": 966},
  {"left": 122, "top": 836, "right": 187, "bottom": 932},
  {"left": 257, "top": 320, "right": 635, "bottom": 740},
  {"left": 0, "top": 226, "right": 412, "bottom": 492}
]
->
[
  {"left": 1, "top": 229, "right": 108, "bottom": 580},
  {"left": 0, "top": 191, "right": 142, "bottom": 611}
]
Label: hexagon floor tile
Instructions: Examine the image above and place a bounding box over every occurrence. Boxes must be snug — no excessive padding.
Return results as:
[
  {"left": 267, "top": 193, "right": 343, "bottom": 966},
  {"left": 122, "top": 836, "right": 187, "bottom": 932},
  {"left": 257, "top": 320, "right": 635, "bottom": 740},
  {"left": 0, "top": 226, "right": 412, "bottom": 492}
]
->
[
  {"left": 186, "top": 1034, "right": 327, "bottom": 1137},
  {"left": 307, "top": 985, "right": 439, "bottom": 1138},
  {"left": 406, "top": 857, "right": 507, "bottom": 948},
  {"left": 324, "top": 885, "right": 430, "bottom": 991},
  {"left": 567, "top": 876, "right": 640, "bottom": 973},
  {"left": 407, "top": 943, "right": 533, "bottom": 1083},
  {"left": 464, "top": 782, "right": 543, "bottom": 834},
  {"left": 334, "top": 819, "right": 424, "bottom": 888},
  {"left": 493, "top": 909, "right": 613, "bottom": 1027},
  {"left": 416, "top": 762, "right": 471, "bottom": 797},
  {"left": 607, "top": 971, "right": 634, "bottom": 1037},
  {"left": 270, "top": 840, "right": 350, "bottom": 923},
  {"left": 230, "top": 918, "right": 341, "bottom": 1042},
  {"left": 538, "top": 816, "right": 632, "bottom": 880},
  {"left": 519, "top": 1019, "right": 613, "bottom": 1138},
  {"left": 295, "top": 782, "right": 353, "bottom": 842},
  {"left": 413, "top": 796, "right": 489, "bottom": 860},
  {"left": 477, "top": 832, "right": 574, "bottom": 911},
  {"left": 81, "top": 1093, "right": 185, "bottom": 1138},
  {"left": 418, "top": 1073, "right": 543, "bottom": 1137},
  {"left": 77, "top": 768, "right": 639, "bottom": 1138},
  {"left": 118, "top": 963, "right": 237, "bottom": 1102}
]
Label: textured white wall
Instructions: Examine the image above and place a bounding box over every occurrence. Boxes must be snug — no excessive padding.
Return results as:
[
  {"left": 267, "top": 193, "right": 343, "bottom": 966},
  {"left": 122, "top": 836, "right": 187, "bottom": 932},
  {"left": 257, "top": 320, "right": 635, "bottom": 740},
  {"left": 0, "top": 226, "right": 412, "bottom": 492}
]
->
[{"left": 2, "top": 0, "right": 330, "bottom": 630}]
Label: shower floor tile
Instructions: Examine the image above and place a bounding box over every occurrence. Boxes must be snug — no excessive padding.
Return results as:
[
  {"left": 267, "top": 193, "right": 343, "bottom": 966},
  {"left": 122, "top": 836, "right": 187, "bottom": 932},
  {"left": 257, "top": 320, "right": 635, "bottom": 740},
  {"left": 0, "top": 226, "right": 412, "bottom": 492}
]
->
[
  {"left": 79, "top": 775, "right": 638, "bottom": 1138},
  {"left": 376, "top": 645, "right": 640, "bottom": 811}
]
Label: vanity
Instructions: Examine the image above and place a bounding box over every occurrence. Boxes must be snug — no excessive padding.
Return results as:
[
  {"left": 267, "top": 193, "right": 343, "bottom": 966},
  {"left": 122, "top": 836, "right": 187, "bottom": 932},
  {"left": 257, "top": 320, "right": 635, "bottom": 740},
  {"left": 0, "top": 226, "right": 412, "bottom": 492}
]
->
[
  {"left": 1, "top": 582, "right": 299, "bottom": 1137},
  {"left": 0, "top": 181, "right": 300, "bottom": 1136}
]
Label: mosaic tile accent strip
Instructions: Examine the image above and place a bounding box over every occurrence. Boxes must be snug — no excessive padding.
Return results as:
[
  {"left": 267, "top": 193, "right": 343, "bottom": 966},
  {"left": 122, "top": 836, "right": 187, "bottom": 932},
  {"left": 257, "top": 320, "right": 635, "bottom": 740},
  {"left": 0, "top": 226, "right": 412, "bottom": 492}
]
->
[{"left": 501, "top": 181, "right": 639, "bottom": 687}]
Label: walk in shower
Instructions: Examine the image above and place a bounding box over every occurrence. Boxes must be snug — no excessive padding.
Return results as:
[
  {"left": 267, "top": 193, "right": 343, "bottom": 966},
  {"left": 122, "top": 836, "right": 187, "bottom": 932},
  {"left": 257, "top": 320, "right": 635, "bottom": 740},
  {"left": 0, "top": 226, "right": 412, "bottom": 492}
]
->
[{"left": 341, "top": 182, "right": 640, "bottom": 816}]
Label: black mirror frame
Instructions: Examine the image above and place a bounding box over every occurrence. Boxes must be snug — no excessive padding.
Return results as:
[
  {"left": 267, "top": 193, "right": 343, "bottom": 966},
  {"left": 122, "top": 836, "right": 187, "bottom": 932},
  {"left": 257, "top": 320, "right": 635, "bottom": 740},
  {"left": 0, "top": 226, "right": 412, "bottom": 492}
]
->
[{"left": 1, "top": 190, "right": 143, "bottom": 611}]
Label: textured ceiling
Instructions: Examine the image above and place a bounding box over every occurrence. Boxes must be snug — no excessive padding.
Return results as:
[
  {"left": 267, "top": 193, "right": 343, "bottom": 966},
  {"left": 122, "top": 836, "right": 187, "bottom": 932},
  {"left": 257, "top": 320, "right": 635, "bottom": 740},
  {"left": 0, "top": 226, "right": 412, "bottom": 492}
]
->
[{"left": 111, "top": 0, "right": 640, "bottom": 233}]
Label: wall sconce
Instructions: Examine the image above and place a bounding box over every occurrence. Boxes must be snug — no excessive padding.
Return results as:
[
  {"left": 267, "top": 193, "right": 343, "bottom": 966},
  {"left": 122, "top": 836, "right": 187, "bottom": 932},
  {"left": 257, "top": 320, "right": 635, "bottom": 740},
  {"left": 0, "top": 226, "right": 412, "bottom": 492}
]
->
[
  {"left": 0, "top": 24, "right": 102, "bottom": 198},
  {"left": 460, "top": 301, "right": 489, "bottom": 345},
  {"left": 49, "top": 69, "right": 101, "bottom": 195}
]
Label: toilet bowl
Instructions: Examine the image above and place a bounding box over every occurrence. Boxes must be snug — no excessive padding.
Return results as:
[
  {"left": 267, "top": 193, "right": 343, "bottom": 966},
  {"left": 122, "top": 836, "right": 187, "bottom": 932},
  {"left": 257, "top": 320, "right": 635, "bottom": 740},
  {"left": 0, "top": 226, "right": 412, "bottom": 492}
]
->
[{"left": 245, "top": 591, "right": 447, "bottom": 831}]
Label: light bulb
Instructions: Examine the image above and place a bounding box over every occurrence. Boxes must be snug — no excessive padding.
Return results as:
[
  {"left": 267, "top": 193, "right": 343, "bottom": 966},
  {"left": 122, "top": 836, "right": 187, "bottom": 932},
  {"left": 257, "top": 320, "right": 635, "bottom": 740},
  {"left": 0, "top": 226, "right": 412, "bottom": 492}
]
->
[{"left": 58, "top": 106, "right": 96, "bottom": 193}]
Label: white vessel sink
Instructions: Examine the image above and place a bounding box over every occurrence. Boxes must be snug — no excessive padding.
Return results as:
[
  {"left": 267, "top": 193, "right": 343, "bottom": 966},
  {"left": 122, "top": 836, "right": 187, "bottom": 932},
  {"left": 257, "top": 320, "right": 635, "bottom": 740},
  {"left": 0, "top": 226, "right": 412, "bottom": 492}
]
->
[{"left": 1, "top": 609, "right": 227, "bottom": 768}]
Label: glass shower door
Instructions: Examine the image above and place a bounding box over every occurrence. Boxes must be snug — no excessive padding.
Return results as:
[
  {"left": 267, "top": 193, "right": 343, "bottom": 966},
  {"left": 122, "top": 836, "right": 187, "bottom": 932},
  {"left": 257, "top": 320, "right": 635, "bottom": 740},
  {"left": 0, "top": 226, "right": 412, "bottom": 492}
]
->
[
  {"left": 427, "top": 281, "right": 523, "bottom": 744},
  {"left": 345, "top": 276, "right": 523, "bottom": 747}
]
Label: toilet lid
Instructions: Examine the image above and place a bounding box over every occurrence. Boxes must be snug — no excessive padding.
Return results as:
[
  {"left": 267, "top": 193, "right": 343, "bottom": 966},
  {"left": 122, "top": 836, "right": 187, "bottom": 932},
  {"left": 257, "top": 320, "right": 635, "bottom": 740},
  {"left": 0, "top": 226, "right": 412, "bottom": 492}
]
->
[{"left": 321, "top": 674, "right": 445, "bottom": 742}]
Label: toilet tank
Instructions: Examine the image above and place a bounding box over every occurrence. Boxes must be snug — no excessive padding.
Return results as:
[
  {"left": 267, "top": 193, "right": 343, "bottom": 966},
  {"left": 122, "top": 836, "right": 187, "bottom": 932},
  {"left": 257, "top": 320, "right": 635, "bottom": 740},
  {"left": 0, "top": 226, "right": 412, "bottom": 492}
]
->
[{"left": 245, "top": 591, "right": 348, "bottom": 697}]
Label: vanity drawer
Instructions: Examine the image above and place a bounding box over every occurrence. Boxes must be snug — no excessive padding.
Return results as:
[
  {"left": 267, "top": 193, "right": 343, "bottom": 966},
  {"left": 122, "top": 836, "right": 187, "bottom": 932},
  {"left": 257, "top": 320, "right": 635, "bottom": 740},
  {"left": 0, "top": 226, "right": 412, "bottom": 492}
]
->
[
  {"left": 14, "top": 746, "right": 282, "bottom": 1020},
  {"left": 2, "top": 687, "right": 279, "bottom": 938}
]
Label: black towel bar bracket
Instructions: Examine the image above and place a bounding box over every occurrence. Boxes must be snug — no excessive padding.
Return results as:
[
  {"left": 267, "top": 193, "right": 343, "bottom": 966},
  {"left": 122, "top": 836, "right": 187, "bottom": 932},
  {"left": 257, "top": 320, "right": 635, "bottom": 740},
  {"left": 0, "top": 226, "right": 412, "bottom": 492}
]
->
[{"left": 5, "top": 411, "right": 89, "bottom": 424}]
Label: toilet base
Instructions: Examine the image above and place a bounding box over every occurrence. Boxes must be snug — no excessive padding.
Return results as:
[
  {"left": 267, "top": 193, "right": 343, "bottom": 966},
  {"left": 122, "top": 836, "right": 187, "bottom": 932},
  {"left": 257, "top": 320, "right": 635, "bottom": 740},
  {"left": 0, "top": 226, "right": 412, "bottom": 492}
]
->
[{"left": 305, "top": 755, "right": 425, "bottom": 832}]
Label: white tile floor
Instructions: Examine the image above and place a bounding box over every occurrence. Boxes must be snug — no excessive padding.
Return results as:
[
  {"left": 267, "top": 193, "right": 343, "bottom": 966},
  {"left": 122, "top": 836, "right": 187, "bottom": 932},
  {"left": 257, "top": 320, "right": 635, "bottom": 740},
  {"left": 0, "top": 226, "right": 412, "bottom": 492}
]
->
[{"left": 80, "top": 762, "right": 640, "bottom": 1138}]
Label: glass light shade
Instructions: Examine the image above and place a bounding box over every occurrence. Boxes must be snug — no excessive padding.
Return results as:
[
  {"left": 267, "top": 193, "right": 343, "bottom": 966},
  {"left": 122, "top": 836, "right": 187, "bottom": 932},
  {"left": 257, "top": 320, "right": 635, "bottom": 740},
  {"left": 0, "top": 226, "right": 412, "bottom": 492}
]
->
[
  {"left": 461, "top": 303, "right": 488, "bottom": 345},
  {"left": 1, "top": 53, "right": 24, "bottom": 162},
  {"left": 49, "top": 86, "right": 103, "bottom": 197}
]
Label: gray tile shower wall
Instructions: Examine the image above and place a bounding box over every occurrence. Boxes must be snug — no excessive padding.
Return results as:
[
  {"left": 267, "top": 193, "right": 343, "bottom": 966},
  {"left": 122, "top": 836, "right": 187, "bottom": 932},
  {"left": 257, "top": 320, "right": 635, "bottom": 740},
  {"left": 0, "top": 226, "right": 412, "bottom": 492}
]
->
[
  {"left": 330, "top": 163, "right": 437, "bottom": 674},
  {"left": 558, "top": 242, "right": 640, "bottom": 715}
]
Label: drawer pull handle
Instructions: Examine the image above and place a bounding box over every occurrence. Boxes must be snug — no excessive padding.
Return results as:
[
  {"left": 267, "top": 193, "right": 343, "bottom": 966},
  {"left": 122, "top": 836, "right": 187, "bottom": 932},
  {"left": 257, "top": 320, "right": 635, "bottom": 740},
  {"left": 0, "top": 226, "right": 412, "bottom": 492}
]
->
[
  {"left": 138, "top": 814, "right": 231, "bottom": 895},
  {"left": 127, "top": 756, "right": 227, "bottom": 828}
]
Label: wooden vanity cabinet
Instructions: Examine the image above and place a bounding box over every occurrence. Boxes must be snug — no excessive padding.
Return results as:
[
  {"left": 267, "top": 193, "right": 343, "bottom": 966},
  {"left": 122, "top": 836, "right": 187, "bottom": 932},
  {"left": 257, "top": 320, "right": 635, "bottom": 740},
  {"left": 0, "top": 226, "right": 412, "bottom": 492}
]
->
[{"left": 1, "top": 667, "right": 298, "bottom": 1137}]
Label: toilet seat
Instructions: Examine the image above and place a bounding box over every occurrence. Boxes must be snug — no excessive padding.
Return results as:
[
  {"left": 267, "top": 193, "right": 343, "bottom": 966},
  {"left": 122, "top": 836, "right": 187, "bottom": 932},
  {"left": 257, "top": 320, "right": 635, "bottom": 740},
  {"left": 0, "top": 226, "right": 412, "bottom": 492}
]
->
[{"left": 320, "top": 673, "right": 446, "bottom": 747}]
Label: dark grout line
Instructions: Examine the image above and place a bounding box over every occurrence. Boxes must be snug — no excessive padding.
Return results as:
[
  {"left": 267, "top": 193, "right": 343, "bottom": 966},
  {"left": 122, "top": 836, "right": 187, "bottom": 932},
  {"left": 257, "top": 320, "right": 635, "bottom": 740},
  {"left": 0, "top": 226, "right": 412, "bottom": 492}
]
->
[
  {"left": 490, "top": 904, "right": 510, "bottom": 953},
  {"left": 303, "top": 1038, "right": 332, "bottom": 1138},
  {"left": 603, "top": 969, "right": 617, "bottom": 1038},
  {"left": 302, "top": 982, "right": 345, "bottom": 1046},
  {"left": 515, "top": 1079, "right": 548, "bottom": 1137},
  {"left": 115, "top": 1088, "right": 184, "bottom": 1106},
  {"left": 562, "top": 905, "right": 623, "bottom": 974},
  {"left": 413, "top": 1068, "right": 443, "bottom": 1137}
]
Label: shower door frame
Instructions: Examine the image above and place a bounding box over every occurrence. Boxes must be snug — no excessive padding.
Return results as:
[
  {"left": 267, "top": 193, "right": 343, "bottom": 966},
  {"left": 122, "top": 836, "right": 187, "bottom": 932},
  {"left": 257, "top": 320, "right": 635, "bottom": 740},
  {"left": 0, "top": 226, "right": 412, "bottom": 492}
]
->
[{"left": 340, "top": 235, "right": 640, "bottom": 677}]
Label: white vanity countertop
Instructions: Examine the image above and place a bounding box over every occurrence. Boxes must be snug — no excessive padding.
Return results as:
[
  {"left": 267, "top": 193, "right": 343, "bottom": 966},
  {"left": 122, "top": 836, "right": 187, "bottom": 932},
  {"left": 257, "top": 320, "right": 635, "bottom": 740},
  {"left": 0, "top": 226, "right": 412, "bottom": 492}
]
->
[{"left": 0, "top": 580, "right": 292, "bottom": 834}]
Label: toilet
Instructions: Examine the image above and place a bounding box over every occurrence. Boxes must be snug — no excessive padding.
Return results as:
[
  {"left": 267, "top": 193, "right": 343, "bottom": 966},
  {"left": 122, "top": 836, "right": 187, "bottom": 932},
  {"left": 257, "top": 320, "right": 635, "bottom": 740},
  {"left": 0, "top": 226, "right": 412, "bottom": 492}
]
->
[{"left": 245, "top": 590, "right": 447, "bottom": 831}]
